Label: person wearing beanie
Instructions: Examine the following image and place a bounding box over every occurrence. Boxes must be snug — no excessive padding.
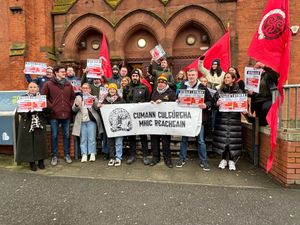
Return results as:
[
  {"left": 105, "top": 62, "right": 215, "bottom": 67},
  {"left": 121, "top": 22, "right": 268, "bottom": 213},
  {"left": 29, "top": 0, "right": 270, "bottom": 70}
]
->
[
  {"left": 125, "top": 69, "right": 151, "bottom": 165},
  {"left": 198, "top": 55, "right": 225, "bottom": 90},
  {"left": 100, "top": 83, "right": 125, "bottom": 167},
  {"left": 107, "top": 65, "right": 122, "bottom": 88},
  {"left": 148, "top": 57, "right": 175, "bottom": 90},
  {"left": 150, "top": 74, "right": 176, "bottom": 168}
]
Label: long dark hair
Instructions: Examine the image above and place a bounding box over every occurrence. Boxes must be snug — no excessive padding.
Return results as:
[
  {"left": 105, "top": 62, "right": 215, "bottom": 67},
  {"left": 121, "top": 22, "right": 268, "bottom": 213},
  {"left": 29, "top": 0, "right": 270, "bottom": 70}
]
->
[
  {"left": 220, "top": 72, "right": 237, "bottom": 90},
  {"left": 210, "top": 66, "right": 223, "bottom": 77},
  {"left": 228, "top": 66, "right": 241, "bottom": 79}
]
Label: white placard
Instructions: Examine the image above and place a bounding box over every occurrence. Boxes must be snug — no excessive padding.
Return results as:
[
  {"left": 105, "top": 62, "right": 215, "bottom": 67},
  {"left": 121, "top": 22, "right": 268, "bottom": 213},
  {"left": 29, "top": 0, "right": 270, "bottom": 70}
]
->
[
  {"left": 100, "top": 102, "right": 202, "bottom": 138},
  {"left": 87, "top": 59, "right": 102, "bottom": 78},
  {"left": 219, "top": 94, "right": 247, "bottom": 112},
  {"left": 17, "top": 95, "right": 47, "bottom": 112},
  {"left": 24, "top": 62, "right": 47, "bottom": 75},
  {"left": 150, "top": 44, "right": 166, "bottom": 63},
  {"left": 244, "top": 67, "right": 262, "bottom": 93}
]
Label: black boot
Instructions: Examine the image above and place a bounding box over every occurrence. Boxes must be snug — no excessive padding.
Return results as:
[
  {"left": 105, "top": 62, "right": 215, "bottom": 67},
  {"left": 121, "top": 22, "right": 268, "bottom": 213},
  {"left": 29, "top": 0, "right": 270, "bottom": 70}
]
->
[
  {"left": 29, "top": 162, "right": 37, "bottom": 171},
  {"left": 38, "top": 160, "right": 45, "bottom": 169},
  {"left": 164, "top": 158, "right": 173, "bottom": 168}
]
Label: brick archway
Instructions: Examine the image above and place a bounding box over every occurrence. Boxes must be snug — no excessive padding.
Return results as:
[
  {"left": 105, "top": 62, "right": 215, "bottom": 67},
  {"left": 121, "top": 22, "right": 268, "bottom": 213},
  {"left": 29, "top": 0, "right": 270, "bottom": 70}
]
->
[
  {"left": 166, "top": 5, "right": 226, "bottom": 56},
  {"left": 115, "top": 10, "right": 165, "bottom": 58},
  {"left": 60, "top": 13, "right": 114, "bottom": 62}
]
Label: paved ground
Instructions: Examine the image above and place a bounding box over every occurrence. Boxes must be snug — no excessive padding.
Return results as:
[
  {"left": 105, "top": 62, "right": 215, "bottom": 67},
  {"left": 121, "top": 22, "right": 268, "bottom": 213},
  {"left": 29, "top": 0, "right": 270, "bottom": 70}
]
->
[{"left": 0, "top": 154, "right": 299, "bottom": 225}]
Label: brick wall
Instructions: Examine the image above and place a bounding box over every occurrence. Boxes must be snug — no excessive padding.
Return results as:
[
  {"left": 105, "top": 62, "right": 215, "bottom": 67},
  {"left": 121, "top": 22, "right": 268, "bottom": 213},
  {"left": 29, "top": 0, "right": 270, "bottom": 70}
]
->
[{"left": 243, "top": 124, "right": 300, "bottom": 186}]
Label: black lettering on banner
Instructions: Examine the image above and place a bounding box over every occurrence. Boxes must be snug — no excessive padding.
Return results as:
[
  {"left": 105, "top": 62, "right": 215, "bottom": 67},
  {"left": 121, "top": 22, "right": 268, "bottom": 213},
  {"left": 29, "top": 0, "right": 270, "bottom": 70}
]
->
[{"left": 139, "top": 120, "right": 153, "bottom": 127}]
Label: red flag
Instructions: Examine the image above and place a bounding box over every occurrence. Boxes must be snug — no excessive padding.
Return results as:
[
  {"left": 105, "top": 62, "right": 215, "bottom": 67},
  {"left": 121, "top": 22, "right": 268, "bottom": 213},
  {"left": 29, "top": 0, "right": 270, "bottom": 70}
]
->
[
  {"left": 183, "top": 30, "right": 230, "bottom": 77},
  {"left": 248, "top": 0, "right": 291, "bottom": 172},
  {"left": 100, "top": 34, "right": 112, "bottom": 79}
]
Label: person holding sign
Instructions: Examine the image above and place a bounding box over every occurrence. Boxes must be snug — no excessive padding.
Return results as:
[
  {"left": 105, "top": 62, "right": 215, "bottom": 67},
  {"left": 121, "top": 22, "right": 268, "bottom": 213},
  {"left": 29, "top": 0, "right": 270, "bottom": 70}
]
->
[
  {"left": 100, "top": 83, "right": 126, "bottom": 166},
  {"left": 72, "top": 83, "right": 103, "bottom": 162},
  {"left": 228, "top": 66, "right": 245, "bottom": 92},
  {"left": 107, "top": 65, "right": 122, "bottom": 88},
  {"left": 16, "top": 82, "right": 49, "bottom": 171},
  {"left": 24, "top": 66, "right": 54, "bottom": 93},
  {"left": 150, "top": 75, "right": 177, "bottom": 168},
  {"left": 126, "top": 69, "right": 151, "bottom": 165},
  {"left": 175, "top": 68, "right": 212, "bottom": 171},
  {"left": 148, "top": 58, "right": 175, "bottom": 90},
  {"left": 42, "top": 65, "right": 76, "bottom": 166},
  {"left": 213, "top": 72, "right": 244, "bottom": 171},
  {"left": 248, "top": 62, "right": 279, "bottom": 126},
  {"left": 198, "top": 56, "right": 225, "bottom": 90}
]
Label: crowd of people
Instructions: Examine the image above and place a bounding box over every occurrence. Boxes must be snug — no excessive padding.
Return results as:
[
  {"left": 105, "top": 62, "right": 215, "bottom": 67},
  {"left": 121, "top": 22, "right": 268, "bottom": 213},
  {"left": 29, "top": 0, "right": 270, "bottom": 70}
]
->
[{"left": 16, "top": 57, "right": 278, "bottom": 172}]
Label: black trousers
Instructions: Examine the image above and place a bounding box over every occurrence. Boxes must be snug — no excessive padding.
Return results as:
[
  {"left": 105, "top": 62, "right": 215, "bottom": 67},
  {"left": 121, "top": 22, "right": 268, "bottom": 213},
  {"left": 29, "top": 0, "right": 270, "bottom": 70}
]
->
[
  {"left": 150, "top": 135, "right": 171, "bottom": 161},
  {"left": 129, "top": 135, "right": 148, "bottom": 157}
]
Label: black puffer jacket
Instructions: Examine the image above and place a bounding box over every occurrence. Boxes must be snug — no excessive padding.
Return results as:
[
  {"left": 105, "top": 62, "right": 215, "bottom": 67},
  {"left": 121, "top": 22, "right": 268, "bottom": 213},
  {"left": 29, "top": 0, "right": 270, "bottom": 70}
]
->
[{"left": 212, "top": 84, "right": 243, "bottom": 157}]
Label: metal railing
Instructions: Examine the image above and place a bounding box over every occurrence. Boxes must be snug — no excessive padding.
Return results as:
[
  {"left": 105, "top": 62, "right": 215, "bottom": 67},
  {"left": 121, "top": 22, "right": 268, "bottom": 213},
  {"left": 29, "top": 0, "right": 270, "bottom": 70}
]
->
[{"left": 272, "top": 84, "right": 300, "bottom": 130}]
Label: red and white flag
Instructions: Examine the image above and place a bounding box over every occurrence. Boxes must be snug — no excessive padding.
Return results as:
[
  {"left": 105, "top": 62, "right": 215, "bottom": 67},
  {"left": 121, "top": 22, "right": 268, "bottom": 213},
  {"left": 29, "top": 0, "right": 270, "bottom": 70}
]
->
[
  {"left": 183, "top": 30, "right": 230, "bottom": 77},
  {"left": 248, "top": 0, "right": 291, "bottom": 172},
  {"left": 100, "top": 34, "right": 112, "bottom": 79}
]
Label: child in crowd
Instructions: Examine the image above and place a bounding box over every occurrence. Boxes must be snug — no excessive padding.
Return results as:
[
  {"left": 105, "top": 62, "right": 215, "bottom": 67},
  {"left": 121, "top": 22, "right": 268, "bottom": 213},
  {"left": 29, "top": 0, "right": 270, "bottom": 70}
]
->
[
  {"left": 16, "top": 82, "right": 49, "bottom": 171},
  {"left": 72, "top": 83, "right": 103, "bottom": 162},
  {"left": 100, "top": 83, "right": 125, "bottom": 166}
]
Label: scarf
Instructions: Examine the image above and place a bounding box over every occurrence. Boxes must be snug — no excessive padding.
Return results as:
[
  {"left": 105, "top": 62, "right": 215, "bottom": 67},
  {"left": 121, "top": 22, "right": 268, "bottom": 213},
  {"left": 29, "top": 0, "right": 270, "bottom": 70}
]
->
[
  {"left": 106, "top": 95, "right": 119, "bottom": 103},
  {"left": 157, "top": 84, "right": 169, "bottom": 95}
]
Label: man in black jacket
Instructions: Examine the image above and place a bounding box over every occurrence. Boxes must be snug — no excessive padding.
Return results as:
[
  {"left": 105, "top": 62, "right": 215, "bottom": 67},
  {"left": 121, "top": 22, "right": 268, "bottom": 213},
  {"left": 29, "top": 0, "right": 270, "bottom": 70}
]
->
[
  {"left": 175, "top": 68, "right": 212, "bottom": 171},
  {"left": 126, "top": 69, "right": 151, "bottom": 165}
]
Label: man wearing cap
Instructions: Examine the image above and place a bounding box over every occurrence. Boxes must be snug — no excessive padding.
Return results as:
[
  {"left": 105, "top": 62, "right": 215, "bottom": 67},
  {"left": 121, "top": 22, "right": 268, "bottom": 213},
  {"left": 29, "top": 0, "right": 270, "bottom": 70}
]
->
[
  {"left": 148, "top": 58, "right": 175, "bottom": 90},
  {"left": 175, "top": 68, "right": 212, "bottom": 171},
  {"left": 198, "top": 55, "right": 225, "bottom": 90},
  {"left": 150, "top": 74, "right": 176, "bottom": 168},
  {"left": 126, "top": 69, "right": 151, "bottom": 165},
  {"left": 107, "top": 65, "right": 122, "bottom": 88},
  {"left": 24, "top": 66, "right": 54, "bottom": 92}
]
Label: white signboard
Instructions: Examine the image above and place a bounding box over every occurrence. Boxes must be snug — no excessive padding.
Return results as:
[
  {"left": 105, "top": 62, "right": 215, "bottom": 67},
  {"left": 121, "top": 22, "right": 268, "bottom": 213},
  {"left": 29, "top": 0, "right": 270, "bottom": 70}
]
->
[
  {"left": 17, "top": 95, "right": 47, "bottom": 112},
  {"left": 24, "top": 62, "right": 47, "bottom": 75},
  {"left": 219, "top": 94, "right": 247, "bottom": 112},
  {"left": 87, "top": 59, "right": 102, "bottom": 78},
  {"left": 150, "top": 44, "right": 166, "bottom": 63},
  {"left": 244, "top": 67, "right": 262, "bottom": 93},
  {"left": 100, "top": 102, "right": 202, "bottom": 138}
]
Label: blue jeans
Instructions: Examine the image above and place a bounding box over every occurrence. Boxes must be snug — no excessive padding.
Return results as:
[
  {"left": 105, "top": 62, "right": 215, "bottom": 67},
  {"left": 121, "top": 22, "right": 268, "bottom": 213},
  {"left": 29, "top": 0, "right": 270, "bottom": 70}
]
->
[
  {"left": 102, "top": 130, "right": 109, "bottom": 154},
  {"left": 80, "top": 121, "right": 97, "bottom": 155},
  {"left": 50, "top": 119, "right": 71, "bottom": 157},
  {"left": 108, "top": 136, "right": 123, "bottom": 160},
  {"left": 179, "top": 125, "right": 207, "bottom": 161}
]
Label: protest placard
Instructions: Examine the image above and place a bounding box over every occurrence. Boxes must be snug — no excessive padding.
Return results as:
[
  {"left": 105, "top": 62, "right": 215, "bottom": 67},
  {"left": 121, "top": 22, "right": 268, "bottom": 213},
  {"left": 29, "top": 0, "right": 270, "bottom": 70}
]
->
[
  {"left": 219, "top": 94, "right": 247, "bottom": 112},
  {"left": 178, "top": 89, "right": 205, "bottom": 107},
  {"left": 24, "top": 62, "right": 47, "bottom": 75},
  {"left": 17, "top": 95, "right": 47, "bottom": 112},
  {"left": 70, "top": 80, "right": 81, "bottom": 93},
  {"left": 83, "top": 94, "right": 94, "bottom": 109},
  {"left": 86, "top": 59, "right": 102, "bottom": 78},
  {"left": 244, "top": 67, "right": 262, "bottom": 93},
  {"left": 150, "top": 44, "right": 166, "bottom": 63}
]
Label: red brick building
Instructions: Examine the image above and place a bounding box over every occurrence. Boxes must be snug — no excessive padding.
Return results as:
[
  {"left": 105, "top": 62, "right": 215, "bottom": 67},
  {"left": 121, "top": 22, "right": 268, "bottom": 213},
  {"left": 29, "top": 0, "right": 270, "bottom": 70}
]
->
[{"left": 1, "top": 0, "right": 299, "bottom": 186}]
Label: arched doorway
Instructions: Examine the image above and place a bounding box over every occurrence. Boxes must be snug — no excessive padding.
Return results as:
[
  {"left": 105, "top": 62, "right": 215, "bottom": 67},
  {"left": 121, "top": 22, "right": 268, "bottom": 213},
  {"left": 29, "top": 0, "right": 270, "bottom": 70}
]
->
[
  {"left": 124, "top": 28, "right": 158, "bottom": 74},
  {"left": 172, "top": 22, "right": 211, "bottom": 75}
]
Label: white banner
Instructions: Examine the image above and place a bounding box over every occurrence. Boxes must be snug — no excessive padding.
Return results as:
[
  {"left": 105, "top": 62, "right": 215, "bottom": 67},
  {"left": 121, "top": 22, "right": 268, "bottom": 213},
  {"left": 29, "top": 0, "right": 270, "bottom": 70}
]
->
[
  {"left": 100, "top": 102, "right": 202, "bottom": 138},
  {"left": 244, "top": 67, "right": 262, "bottom": 93}
]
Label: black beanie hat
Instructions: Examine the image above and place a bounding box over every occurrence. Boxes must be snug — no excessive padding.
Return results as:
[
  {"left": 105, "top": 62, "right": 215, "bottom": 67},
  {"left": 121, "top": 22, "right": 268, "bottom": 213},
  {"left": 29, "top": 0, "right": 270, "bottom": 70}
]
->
[{"left": 212, "top": 59, "right": 220, "bottom": 66}]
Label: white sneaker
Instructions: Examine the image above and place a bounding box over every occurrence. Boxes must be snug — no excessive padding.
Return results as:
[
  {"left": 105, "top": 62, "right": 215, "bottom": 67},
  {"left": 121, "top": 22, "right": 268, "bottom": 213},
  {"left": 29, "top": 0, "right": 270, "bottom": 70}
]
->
[
  {"left": 81, "top": 154, "right": 87, "bottom": 163},
  {"left": 218, "top": 159, "right": 227, "bottom": 169},
  {"left": 114, "top": 159, "right": 121, "bottom": 167},
  {"left": 89, "top": 154, "right": 96, "bottom": 162},
  {"left": 228, "top": 160, "right": 236, "bottom": 171},
  {"left": 108, "top": 159, "right": 115, "bottom": 166}
]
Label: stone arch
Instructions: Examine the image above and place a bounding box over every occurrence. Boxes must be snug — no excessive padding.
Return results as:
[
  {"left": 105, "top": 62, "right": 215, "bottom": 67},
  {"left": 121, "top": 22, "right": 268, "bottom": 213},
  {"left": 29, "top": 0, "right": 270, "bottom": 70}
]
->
[
  {"left": 60, "top": 13, "right": 114, "bottom": 61},
  {"left": 114, "top": 10, "right": 165, "bottom": 58},
  {"left": 167, "top": 5, "right": 226, "bottom": 56}
]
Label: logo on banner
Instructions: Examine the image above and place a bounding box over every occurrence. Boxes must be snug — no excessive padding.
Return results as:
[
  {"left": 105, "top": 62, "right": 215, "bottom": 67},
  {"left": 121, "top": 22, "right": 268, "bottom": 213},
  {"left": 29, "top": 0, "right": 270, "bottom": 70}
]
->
[
  {"left": 258, "top": 9, "right": 286, "bottom": 40},
  {"left": 109, "top": 108, "right": 132, "bottom": 132}
]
